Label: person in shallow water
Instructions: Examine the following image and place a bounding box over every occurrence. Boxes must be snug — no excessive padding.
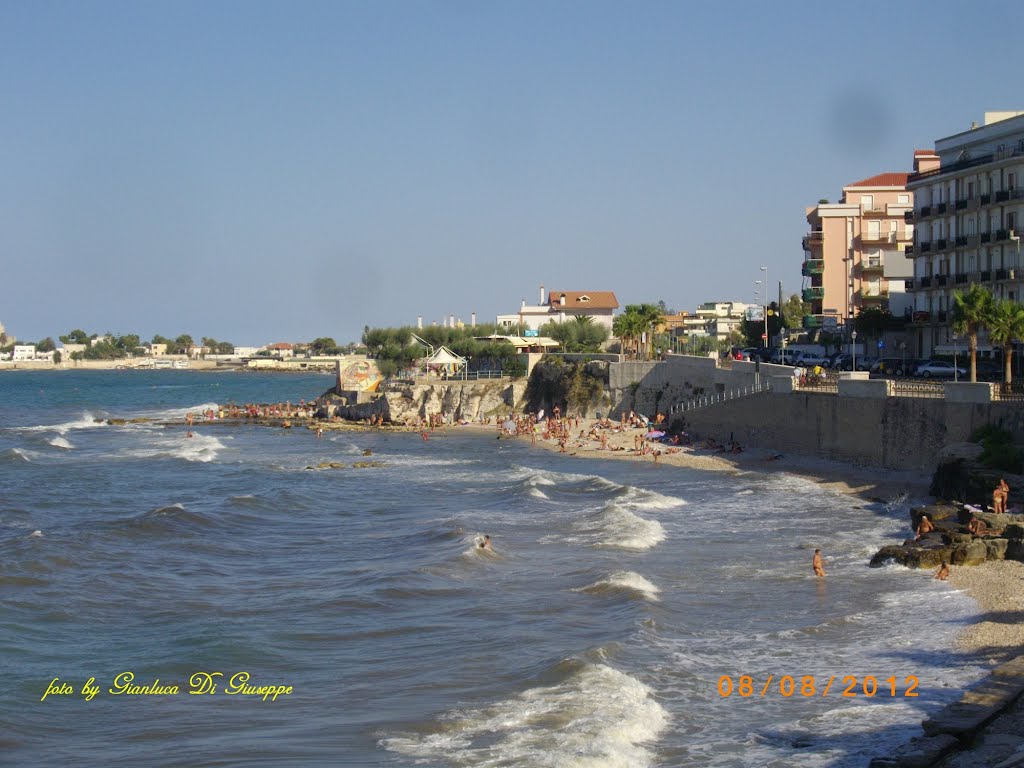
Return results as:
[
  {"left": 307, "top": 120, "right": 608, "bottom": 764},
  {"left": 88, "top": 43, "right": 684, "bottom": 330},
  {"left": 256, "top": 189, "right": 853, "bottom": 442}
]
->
[
  {"left": 479, "top": 535, "right": 492, "bottom": 551},
  {"left": 935, "top": 560, "right": 950, "bottom": 580},
  {"left": 812, "top": 549, "right": 825, "bottom": 577}
]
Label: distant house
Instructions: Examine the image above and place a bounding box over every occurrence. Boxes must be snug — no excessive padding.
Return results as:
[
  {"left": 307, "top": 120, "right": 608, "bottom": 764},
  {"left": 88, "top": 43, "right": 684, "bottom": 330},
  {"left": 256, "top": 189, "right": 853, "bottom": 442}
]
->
[
  {"left": 496, "top": 285, "right": 619, "bottom": 331},
  {"left": 266, "top": 342, "right": 295, "bottom": 358},
  {"left": 148, "top": 343, "right": 167, "bottom": 356},
  {"left": 12, "top": 345, "right": 37, "bottom": 361}
]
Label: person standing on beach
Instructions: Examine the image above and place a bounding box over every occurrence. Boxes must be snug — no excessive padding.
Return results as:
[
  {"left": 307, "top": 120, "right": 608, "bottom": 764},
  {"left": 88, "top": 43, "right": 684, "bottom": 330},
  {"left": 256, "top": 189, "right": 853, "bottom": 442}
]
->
[{"left": 812, "top": 549, "right": 825, "bottom": 577}]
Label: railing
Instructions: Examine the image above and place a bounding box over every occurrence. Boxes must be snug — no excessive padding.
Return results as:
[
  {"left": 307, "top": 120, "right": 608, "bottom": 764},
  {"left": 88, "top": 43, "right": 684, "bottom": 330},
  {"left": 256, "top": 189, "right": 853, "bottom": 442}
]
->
[
  {"left": 995, "top": 382, "right": 1024, "bottom": 401},
  {"left": 669, "top": 380, "right": 772, "bottom": 414},
  {"left": 794, "top": 373, "right": 839, "bottom": 393},
  {"left": 909, "top": 153, "right": 994, "bottom": 182},
  {"left": 891, "top": 380, "right": 945, "bottom": 398}
]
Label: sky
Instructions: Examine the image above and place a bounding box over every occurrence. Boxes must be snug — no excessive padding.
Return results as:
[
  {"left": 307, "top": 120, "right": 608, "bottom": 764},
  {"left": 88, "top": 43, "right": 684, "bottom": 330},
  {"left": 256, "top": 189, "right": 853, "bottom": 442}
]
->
[{"left": 2, "top": 0, "right": 1020, "bottom": 346}]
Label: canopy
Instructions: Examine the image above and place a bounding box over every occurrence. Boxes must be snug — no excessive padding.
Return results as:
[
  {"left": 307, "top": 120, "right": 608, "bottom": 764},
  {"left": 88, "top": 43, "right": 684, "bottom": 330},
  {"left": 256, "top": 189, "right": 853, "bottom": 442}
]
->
[{"left": 425, "top": 346, "right": 466, "bottom": 366}]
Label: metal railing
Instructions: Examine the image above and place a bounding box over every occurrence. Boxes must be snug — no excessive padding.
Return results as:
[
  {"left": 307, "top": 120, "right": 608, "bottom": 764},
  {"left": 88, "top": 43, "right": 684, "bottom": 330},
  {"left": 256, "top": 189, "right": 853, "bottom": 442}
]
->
[
  {"left": 994, "top": 382, "right": 1024, "bottom": 401},
  {"left": 794, "top": 373, "right": 839, "bottom": 393},
  {"left": 891, "top": 380, "right": 945, "bottom": 398},
  {"left": 669, "top": 380, "right": 772, "bottom": 414}
]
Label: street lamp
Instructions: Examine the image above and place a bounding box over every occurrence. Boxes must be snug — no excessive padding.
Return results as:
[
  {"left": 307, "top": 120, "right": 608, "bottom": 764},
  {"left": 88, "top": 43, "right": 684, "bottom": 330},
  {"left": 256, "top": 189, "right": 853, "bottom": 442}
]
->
[
  {"left": 952, "top": 333, "right": 959, "bottom": 382},
  {"left": 852, "top": 330, "right": 858, "bottom": 371},
  {"left": 761, "top": 265, "right": 769, "bottom": 347}
]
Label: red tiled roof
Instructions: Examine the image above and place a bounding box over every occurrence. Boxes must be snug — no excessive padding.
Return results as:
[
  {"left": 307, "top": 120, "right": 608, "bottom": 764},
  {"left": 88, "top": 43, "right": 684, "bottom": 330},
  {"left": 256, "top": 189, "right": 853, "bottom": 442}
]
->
[
  {"left": 845, "top": 172, "right": 909, "bottom": 189},
  {"left": 267, "top": 342, "right": 294, "bottom": 350},
  {"left": 914, "top": 149, "right": 938, "bottom": 157},
  {"left": 547, "top": 291, "right": 619, "bottom": 310}
]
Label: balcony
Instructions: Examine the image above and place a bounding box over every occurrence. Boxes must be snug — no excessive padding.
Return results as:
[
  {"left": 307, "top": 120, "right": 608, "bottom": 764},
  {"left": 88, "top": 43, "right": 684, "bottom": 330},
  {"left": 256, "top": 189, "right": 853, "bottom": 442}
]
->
[
  {"left": 997, "top": 229, "right": 1010, "bottom": 241},
  {"left": 803, "top": 315, "right": 822, "bottom": 329},
  {"left": 802, "top": 231, "right": 824, "bottom": 250},
  {"left": 937, "top": 202, "right": 948, "bottom": 214},
  {"left": 955, "top": 235, "right": 968, "bottom": 247},
  {"left": 937, "top": 275, "right": 948, "bottom": 286},
  {"left": 997, "top": 269, "right": 1009, "bottom": 280},
  {"left": 860, "top": 288, "right": 889, "bottom": 300},
  {"left": 920, "top": 241, "right": 933, "bottom": 252},
  {"left": 996, "top": 190, "right": 1010, "bottom": 202},
  {"left": 904, "top": 210, "right": 915, "bottom": 223},
  {"left": 919, "top": 276, "right": 933, "bottom": 288},
  {"left": 912, "top": 311, "right": 931, "bottom": 323},
  {"left": 862, "top": 206, "right": 890, "bottom": 218},
  {"left": 862, "top": 231, "right": 896, "bottom": 245},
  {"left": 967, "top": 197, "right": 981, "bottom": 212},
  {"left": 802, "top": 287, "right": 825, "bottom": 301},
  {"left": 920, "top": 205, "right": 933, "bottom": 218},
  {"left": 936, "top": 238, "right": 948, "bottom": 250},
  {"left": 904, "top": 244, "right": 914, "bottom": 255},
  {"left": 860, "top": 259, "right": 884, "bottom": 273},
  {"left": 981, "top": 232, "right": 993, "bottom": 244},
  {"left": 1013, "top": 189, "right": 1024, "bottom": 201},
  {"left": 938, "top": 310, "right": 948, "bottom": 323},
  {"left": 981, "top": 193, "right": 991, "bottom": 205},
  {"left": 981, "top": 270, "right": 992, "bottom": 282},
  {"left": 955, "top": 273, "right": 969, "bottom": 284},
  {"left": 956, "top": 199, "right": 968, "bottom": 211},
  {"left": 801, "top": 259, "right": 824, "bottom": 276}
]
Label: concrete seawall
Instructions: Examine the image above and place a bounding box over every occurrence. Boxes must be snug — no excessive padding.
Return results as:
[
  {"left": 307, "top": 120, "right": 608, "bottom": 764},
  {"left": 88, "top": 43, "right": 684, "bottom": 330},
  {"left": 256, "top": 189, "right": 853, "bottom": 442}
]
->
[{"left": 606, "top": 354, "right": 1024, "bottom": 472}]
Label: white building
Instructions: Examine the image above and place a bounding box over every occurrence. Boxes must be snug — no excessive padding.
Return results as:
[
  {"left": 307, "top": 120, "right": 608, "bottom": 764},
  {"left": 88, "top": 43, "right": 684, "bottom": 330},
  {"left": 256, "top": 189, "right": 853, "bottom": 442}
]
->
[
  {"left": 497, "top": 285, "right": 620, "bottom": 331},
  {"left": 906, "top": 111, "right": 1024, "bottom": 356}
]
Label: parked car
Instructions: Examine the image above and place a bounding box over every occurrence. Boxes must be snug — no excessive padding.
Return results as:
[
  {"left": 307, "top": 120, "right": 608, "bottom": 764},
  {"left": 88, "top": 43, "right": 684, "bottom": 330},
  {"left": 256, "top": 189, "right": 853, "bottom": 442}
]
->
[
  {"left": 794, "top": 352, "right": 830, "bottom": 368},
  {"left": 870, "top": 357, "right": 914, "bottom": 376},
  {"left": 829, "top": 352, "right": 852, "bottom": 370},
  {"left": 974, "top": 360, "right": 1003, "bottom": 380},
  {"left": 852, "top": 355, "right": 876, "bottom": 372},
  {"left": 913, "top": 360, "right": 968, "bottom": 378},
  {"left": 769, "top": 348, "right": 798, "bottom": 365}
]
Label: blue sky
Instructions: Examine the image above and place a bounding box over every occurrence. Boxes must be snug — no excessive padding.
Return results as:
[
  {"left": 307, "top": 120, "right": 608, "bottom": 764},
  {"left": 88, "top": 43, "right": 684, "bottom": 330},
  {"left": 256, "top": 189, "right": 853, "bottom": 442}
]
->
[{"left": 1, "top": 1, "right": 1018, "bottom": 345}]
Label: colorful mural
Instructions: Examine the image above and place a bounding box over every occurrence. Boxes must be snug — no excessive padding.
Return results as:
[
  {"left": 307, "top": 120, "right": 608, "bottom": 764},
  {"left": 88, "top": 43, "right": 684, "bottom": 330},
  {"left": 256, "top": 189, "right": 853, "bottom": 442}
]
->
[{"left": 338, "top": 359, "right": 382, "bottom": 392}]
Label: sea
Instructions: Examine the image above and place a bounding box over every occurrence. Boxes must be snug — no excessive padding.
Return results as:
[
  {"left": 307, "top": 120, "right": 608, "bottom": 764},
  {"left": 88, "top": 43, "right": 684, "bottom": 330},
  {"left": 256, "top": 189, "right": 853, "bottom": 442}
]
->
[{"left": 1, "top": 370, "right": 989, "bottom": 767}]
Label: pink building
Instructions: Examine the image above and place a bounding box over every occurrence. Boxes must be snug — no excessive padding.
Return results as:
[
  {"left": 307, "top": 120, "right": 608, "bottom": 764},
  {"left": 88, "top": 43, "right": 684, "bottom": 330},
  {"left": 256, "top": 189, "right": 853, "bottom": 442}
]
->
[{"left": 802, "top": 174, "right": 915, "bottom": 332}]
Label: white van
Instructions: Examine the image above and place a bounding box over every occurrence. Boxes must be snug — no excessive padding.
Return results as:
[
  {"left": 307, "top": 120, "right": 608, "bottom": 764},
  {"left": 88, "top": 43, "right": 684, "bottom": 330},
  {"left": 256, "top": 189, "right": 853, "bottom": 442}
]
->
[{"left": 770, "top": 349, "right": 798, "bottom": 365}]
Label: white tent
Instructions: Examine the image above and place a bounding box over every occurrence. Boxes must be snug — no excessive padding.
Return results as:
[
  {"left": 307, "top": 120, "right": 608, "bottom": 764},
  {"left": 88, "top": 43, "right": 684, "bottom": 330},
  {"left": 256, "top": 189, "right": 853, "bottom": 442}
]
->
[{"left": 425, "top": 346, "right": 466, "bottom": 366}]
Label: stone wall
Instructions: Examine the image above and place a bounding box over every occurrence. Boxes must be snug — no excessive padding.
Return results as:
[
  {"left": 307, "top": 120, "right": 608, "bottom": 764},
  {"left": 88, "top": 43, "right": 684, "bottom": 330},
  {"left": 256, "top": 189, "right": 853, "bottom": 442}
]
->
[
  {"left": 676, "top": 391, "right": 1024, "bottom": 470},
  {"left": 334, "top": 380, "right": 525, "bottom": 423}
]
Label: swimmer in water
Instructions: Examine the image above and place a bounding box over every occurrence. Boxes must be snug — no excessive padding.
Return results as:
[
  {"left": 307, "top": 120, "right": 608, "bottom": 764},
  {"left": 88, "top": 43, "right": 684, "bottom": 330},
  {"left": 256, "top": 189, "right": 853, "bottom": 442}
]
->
[
  {"left": 479, "top": 535, "right": 492, "bottom": 551},
  {"left": 812, "top": 548, "right": 825, "bottom": 577}
]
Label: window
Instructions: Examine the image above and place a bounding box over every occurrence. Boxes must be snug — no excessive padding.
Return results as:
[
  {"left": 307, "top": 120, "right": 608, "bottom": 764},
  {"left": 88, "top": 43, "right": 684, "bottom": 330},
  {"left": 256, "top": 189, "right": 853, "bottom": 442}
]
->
[
  {"left": 1009, "top": 212, "right": 1017, "bottom": 231},
  {"left": 1010, "top": 173, "right": 1017, "bottom": 191},
  {"left": 898, "top": 193, "right": 910, "bottom": 205},
  {"left": 967, "top": 181, "right": 975, "bottom": 198},
  {"left": 968, "top": 218, "right": 976, "bottom": 235},
  {"left": 861, "top": 194, "right": 874, "bottom": 211}
]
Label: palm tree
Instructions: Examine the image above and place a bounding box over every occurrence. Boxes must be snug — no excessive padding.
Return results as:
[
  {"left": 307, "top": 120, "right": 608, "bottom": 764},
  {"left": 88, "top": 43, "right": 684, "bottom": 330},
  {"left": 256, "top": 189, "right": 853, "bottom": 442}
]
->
[
  {"left": 613, "top": 311, "right": 643, "bottom": 359},
  {"left": 987, "top": 300, "right": 1024, "bottom": 385},
  {"left": 951, "top": 284, "right": 995, "bottom": 382}
]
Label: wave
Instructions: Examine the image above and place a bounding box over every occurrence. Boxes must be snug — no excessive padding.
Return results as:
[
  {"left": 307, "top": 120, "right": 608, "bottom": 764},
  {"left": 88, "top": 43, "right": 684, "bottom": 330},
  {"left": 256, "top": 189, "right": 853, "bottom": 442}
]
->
[
  {"left": 14, "top": 410, "right": 106, "bottom": 434},
  {"left": 381, "top": 662, "right": 668, "bottom": 767},
  {"left": 565, "top": 503, "right": 667, "bottom": 550},
  {"left": 0, "top": 448, "right": 35, "bottom": 464},
  {"left": 127, "top": 504, "right": 216, "bottom": 534},
  {"left": 575, "top": 571, "right": 661, "bottom": 601},
  {"left": 47, "top": 436, "right": 73, "bottom": 450},
  {"left": 120, "top": 433, "right": 225, "bottom": 463}
]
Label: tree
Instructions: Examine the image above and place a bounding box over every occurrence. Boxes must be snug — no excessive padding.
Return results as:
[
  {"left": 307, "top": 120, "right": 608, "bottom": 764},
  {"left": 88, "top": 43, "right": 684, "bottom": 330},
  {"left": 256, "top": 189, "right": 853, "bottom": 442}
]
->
[
  {"left": 952, "top": 284, "right": 995, "bottom": 382},
  {"left": 781, "top": 294, "right": 810, "bottom": 329},
  {"left": 309, "top": 337, "right": 339, "bottom": 355},
  {"left": 853, "top": 307, "right": 893, "bottom": 341},
  {"left": 36, "top": 337, "right": 56, "bottom": 352},
  {"left": 59, "top": 329, "right": 90, "bottom": 344},
  {"left": 987, "top": 300, "right": 1024, "bottom": 385}
]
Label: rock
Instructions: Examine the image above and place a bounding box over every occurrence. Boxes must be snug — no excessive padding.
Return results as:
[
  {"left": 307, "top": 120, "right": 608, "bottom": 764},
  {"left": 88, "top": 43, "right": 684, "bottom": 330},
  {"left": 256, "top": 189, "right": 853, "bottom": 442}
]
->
[
  {"left": 107, "top": 418, "right": 126, "bottom": 425},
  {"left": 1006, "top": 540, "right": 1024, "bottom": 561},
  {"left": 985, "top": 538, "right": 1009, "bottom": 560},
  {"left": 352, "top": 461, "right": 385, "bottom": 468},
  {"left": 911, "top": 503, "right": 960, "bottom": 526},
  {"left": 922, "top": 656, "right": 1024, "bottom": 737},
  {"left": 868, "top": 734, "right": 960, "bottom": 768},
  {"left": 1004, "top": 522, "right": 1024, "bottom": 540},
  {"left": 362, "top": 448, "right": 373, "bottom": 456},
  {"left": 870, "top": 545, "right": 951, "bottom": 569},
  {"left": 950, "top": 540, "right": 988, "bottom": 566}
]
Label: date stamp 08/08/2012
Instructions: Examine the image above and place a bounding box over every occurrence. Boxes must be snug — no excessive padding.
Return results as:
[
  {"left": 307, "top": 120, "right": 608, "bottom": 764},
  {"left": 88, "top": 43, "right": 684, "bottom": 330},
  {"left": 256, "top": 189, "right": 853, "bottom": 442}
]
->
[{"left": 717, "top": 674, "right": 920, "bottom": 699}]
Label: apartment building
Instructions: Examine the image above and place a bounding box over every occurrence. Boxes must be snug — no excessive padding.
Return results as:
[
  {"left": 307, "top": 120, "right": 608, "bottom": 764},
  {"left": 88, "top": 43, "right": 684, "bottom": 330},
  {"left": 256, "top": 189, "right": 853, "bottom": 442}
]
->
[
  {"left": 802, "top": 175, "right": 915, "bottom": 332},
  {"left": 906, "top": 111, "right": 1024, "bottom": 357}
]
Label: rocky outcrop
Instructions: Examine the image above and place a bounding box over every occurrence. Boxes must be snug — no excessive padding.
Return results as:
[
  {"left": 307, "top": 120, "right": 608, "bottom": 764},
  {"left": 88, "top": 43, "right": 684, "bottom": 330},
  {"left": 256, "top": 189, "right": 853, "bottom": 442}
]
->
[
  {"left": 322, "top": 380, "right": 525, "bottom": 424},
  {"left": 870, "top": 501, "right": 1024, "bottom": 569}
]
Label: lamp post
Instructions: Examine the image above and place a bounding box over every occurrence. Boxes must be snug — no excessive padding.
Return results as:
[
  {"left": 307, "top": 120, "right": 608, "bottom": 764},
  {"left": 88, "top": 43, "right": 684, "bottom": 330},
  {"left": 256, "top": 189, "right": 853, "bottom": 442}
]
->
[
  {"left": 761, "top": 265, "right": 769, "bottom": 347},
  {"left": 852, "top": 330, "right": 858, "bottom": 371},
  {"left": 952, "top": 333, "right": 959, "bottom": 382}
]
